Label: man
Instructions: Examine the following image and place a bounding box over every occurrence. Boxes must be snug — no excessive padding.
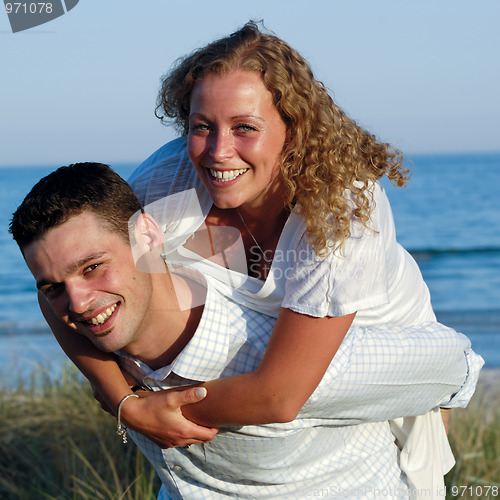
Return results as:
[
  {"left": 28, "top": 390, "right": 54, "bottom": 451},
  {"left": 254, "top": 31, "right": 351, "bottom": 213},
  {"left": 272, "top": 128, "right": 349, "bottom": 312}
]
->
[{"left": 10, "top": 163, "right": 482, "bottom": 499}]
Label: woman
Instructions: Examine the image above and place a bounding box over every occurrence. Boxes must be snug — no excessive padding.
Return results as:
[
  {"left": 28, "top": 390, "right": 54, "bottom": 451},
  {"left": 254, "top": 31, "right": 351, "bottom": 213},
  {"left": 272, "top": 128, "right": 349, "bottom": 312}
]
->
[
  {"left": 43, "top": 21, "right": 481, "bottom": 498},
  {"left": 128, "top": 20, "right": 440, "bottom": 424}
]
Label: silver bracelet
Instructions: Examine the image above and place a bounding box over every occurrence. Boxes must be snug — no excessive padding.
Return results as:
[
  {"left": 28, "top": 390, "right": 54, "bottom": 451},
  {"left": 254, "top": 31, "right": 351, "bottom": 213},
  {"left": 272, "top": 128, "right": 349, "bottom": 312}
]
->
[{"left": 116, "top": 393, "right": 139, "bottom": 444}]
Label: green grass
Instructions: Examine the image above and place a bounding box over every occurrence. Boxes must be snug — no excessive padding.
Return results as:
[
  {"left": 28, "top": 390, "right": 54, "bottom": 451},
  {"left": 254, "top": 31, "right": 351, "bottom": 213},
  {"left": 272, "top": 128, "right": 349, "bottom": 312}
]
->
[
  {"left": 1, "top": 367, "right": 498, "bottom": 499},
  {"left": 0, "top": 367, "right": 159, "bottom": 500},
  {"left": 445, "top": 386, "right": 500, "bottom": 500}
]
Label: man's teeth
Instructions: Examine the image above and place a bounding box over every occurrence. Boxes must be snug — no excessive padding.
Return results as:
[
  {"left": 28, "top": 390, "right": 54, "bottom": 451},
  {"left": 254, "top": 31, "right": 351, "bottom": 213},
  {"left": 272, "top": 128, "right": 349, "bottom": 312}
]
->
[
  {"left": 210, "top": 168, "right": 248, "bottom": 182},
  {"left": 89, "top": 304, "right": 117, "bottom": 325}
]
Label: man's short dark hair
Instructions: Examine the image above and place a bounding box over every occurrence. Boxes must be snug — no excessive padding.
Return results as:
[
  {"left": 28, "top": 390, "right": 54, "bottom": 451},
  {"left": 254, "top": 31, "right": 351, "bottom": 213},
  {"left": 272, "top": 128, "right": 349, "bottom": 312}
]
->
[{"left": 9, "top": 162, "right": 142, "bottom": 251}]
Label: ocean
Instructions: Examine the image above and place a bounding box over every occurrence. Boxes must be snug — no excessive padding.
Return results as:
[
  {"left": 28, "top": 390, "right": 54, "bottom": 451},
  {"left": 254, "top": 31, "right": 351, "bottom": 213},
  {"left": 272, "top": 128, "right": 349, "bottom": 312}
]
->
[{"left": 1, "top": 153, "right": 499, "bottom": 382}]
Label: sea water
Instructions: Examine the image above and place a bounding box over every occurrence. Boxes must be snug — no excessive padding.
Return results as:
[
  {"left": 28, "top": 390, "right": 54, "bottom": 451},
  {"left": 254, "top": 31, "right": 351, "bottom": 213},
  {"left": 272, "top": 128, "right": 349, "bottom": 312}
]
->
[
  {"left": 1, "top": 154, "right": 499, "bottom": 381},
  {"left": 382, "top": 153, "right": 500, "bottom": 367}
]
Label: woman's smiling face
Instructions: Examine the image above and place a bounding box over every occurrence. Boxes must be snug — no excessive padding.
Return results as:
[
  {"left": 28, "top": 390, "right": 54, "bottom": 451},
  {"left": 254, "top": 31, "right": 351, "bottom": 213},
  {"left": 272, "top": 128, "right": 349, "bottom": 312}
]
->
[{"left": 187, "top": 69, "right": 288, "bottom": 211}]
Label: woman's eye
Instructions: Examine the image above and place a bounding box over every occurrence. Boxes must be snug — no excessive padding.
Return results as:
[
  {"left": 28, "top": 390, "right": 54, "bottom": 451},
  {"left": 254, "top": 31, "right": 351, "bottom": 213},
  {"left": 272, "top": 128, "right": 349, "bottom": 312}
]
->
[
  {"left": 236, "top": 124, "right": 257, "bottom": 132},
  {"left": 190, "top": 123, "right": 211, "bottom": 133}
]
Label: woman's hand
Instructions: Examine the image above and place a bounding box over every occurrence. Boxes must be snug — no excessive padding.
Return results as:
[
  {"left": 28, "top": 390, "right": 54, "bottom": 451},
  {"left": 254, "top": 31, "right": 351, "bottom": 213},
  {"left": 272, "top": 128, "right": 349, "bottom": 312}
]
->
[
  {"left": 91, "top": 370, "right": 140, "bottom": 416},
  {"left": 118, "top": 386, "right": 219, "bottom": 449},
  {"left": 440, "top": 408, "right": 451, "bottom": 435},
  {"left": 92, "top": 384, "right": 115, "bottom": 415}
]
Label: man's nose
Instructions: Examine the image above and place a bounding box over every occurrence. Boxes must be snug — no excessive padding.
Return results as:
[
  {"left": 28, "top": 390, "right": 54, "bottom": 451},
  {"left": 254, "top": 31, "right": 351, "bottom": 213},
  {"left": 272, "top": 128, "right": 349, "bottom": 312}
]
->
[
  {"left": 66, "top": 281, "right": 95, "bottom": 315},
  {"left": 210, "top": 130, "right": 234, "bottom": 163}
]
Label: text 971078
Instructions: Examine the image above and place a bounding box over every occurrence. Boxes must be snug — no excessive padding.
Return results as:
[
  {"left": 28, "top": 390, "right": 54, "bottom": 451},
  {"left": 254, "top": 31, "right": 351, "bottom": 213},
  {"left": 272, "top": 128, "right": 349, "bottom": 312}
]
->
[
  {"left": 451, "top": 485, "right": 498, "bottom": 498},
  {"left": 5, "top": 2, "right": 53, "bottom": 14}
]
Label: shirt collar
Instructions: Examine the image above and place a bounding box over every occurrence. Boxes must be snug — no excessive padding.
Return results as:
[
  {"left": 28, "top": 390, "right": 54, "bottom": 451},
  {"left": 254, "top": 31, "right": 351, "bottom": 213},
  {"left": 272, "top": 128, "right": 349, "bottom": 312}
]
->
[{"left": 115, "top": 274, "right": 231, "bottom": 383}]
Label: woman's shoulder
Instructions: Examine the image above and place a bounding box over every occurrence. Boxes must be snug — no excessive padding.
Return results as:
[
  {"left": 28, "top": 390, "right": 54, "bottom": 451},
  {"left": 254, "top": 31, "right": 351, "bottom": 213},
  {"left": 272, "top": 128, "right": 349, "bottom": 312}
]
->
[
  {"left": 129, "top": 137, "right": 189, "bottom": 179},
  {"left": 128, "top": 137, "right": 200, "bottom": 205}
]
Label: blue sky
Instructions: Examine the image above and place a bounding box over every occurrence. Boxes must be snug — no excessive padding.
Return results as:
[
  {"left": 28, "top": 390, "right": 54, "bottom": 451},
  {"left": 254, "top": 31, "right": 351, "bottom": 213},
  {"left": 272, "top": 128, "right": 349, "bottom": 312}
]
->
[{"left": 1, "top": 0, "right": 499, "bottom": 167}]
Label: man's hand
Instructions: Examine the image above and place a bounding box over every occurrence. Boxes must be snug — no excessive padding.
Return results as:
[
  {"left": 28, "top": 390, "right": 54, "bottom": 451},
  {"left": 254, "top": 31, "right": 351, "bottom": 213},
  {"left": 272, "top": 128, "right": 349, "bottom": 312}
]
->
[{"left": 118, "top": 386, "right": 218, "bottom": 448}]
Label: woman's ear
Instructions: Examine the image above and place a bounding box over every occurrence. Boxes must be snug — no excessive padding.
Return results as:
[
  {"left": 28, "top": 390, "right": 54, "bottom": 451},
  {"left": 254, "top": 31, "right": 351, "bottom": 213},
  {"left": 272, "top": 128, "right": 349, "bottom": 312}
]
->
[{"left": 132, "top": 212, "right": 166, "bottom": 273}]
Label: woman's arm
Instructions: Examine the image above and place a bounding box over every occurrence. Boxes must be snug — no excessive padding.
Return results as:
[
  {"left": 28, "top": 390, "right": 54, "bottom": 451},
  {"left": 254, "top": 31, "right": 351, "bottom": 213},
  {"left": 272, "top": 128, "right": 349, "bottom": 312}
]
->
[{"left": 180, "top": 309, "right": 355, "bottom": 426}]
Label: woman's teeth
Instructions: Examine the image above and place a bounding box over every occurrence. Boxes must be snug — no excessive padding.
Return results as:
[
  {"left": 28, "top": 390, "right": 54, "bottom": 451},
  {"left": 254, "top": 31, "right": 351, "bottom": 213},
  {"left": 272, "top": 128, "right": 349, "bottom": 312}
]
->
[
  {"left": 88, "top": 304, "right": 117, "bottom": 325},
  {"left": 210, "top": 168, "right": 248, "bottom": 182}
]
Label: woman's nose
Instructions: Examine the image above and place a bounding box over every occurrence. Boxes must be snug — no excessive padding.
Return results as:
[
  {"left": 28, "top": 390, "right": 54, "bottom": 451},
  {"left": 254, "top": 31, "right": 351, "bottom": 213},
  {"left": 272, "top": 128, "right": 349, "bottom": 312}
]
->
[{"left": 210, "top": 130, "right": 234, "bottom": 163}]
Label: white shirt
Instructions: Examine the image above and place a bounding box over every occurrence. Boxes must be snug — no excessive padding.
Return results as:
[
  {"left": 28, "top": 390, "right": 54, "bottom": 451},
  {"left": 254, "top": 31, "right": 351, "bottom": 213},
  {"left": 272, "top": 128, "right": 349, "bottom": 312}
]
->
[{"left": 115, "top": 271, "right": 482, "bottom": 500}]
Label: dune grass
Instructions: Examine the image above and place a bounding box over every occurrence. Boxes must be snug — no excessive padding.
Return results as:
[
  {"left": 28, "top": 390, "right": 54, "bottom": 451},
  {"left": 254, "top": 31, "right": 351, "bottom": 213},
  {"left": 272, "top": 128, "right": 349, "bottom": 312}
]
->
[
  {"left": 1, "top": 366, "right": 498, "bottom": 499},
  {"left": 0, "top": 367, "right": 159, "bottom": 499},
  {"left": 445, "top": 384, "right": 500, "bottom": 499}
]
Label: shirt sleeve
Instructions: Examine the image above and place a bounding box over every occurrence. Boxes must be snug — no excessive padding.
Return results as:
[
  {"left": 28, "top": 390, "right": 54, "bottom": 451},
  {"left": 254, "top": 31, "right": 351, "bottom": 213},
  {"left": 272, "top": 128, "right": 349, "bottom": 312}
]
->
[
  {"left": 298, "top": 321, "right": 484, "bottom": 422},
  {"left": 282, "top": 183, "right": 390, "bottom": 318}
]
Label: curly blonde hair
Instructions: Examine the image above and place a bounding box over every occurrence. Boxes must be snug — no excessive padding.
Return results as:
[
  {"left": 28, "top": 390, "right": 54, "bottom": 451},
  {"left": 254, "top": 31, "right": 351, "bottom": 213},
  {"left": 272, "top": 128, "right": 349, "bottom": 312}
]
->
[{"left": 156, "top": 21, "right": 409, "bottom": 254}]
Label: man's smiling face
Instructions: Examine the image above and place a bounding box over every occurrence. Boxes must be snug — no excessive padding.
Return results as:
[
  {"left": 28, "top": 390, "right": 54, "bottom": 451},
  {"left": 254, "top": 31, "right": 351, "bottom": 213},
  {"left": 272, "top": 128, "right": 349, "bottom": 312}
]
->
[{"left": 23, "top": 210, "right": 155, "bottom": 353}]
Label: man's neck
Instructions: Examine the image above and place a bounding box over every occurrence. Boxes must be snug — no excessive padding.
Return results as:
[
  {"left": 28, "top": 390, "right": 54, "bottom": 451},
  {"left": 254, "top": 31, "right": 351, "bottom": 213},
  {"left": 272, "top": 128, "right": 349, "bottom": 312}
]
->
[{"left": 124, "top": 270, "right": 206, "bottom": 371}]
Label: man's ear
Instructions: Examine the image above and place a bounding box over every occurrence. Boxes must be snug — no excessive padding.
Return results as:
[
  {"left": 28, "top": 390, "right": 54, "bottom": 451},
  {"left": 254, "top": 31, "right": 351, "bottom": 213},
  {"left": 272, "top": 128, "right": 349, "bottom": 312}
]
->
[
  {"left": 132, "top": 212, "right": 166, "bottom": 273},
  {"left": 135, "top": 212, "right": 163, "bottom": 252}
]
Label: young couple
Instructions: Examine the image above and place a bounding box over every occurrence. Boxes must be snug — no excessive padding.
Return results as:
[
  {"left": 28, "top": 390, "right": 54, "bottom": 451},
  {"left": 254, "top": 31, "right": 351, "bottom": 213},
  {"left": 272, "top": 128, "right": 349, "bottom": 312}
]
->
[{"left": 11, "top": 22, "right": 483, "bottom": 500}]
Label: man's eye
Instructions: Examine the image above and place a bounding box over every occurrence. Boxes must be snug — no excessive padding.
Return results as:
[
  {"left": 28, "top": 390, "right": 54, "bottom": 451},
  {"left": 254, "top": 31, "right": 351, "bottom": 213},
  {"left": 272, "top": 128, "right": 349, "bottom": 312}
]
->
[
  {"left": 42, "top": 283, "right": 64, "bottom": 297},
  {"left": 84, "top": 263, "right": 100, "bottom": 274}
]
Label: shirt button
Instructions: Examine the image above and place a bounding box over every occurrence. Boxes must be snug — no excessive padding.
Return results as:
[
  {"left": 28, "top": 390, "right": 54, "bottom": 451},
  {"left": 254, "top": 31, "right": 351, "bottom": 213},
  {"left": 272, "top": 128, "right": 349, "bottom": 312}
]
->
[{"left": 172, "top": 465, "right": 183, "bottom": 472}]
